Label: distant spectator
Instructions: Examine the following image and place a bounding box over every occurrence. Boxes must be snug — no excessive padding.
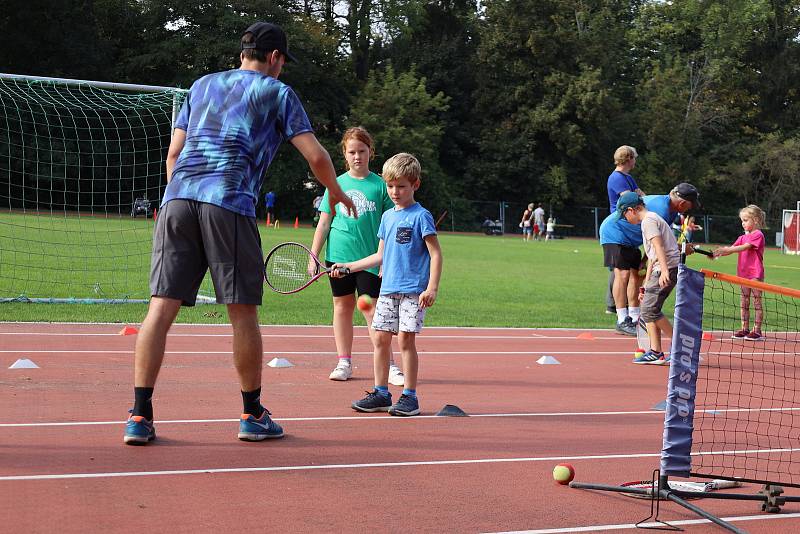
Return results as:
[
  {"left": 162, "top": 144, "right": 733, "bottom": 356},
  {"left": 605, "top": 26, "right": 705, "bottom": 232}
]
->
[
  {"left": 520, "top": 203, "right": 534, "bottom": 242},
  {"left": 545, "top": 217, "right": 555, "bottom": 241},
  {"left": 533, "top": 203, "right": 546, "bottom": 241},
  {"left": 265, "top": 190, "right": 276, "bottom": 221}
]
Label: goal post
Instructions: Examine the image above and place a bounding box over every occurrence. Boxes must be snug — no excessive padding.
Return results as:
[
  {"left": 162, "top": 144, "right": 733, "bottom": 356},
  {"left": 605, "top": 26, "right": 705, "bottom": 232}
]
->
[{"left": 0, "top": 72, "right": 214, "bottom": 303}]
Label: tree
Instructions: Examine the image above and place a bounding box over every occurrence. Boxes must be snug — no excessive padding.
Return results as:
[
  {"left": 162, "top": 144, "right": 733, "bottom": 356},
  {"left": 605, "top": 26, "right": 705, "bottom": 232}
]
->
[{"left": 349, "top": 65, "right": 451, "bottom": 212}]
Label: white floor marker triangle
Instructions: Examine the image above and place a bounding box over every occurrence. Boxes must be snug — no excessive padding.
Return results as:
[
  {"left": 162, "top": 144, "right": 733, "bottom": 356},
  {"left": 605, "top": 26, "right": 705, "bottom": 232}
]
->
[
  {"left": 536, "top": 355, "right": 561, "bottom": 365},
  {"left": 267, "top": 357, "right": 294, "bottom": 368},
  {"left": 9, "top": 358, "right": 39, "bottom": 369}
]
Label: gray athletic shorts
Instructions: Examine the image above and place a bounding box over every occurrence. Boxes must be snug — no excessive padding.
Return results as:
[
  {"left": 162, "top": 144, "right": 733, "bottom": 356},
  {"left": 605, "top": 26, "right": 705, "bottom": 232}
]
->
[
  {"left": 371, "top": 293, "right": 427, "bottom": 334},
  {"left": 150, "top": 199, "right": 264, "bottom": 306},
  {"left": 640, "top": 267, "right": 678, "bottom": 323}
]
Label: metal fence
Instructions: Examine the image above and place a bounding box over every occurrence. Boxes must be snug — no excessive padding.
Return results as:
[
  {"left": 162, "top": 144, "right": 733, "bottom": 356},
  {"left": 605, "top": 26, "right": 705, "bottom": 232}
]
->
[{"left": 442, "top": 198, "right": 784, "bottom": 246}]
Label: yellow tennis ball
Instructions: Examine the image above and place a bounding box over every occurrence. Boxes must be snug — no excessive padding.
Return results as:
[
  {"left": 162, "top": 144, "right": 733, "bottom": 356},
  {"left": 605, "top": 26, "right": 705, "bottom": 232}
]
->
[
  {"left": 357, "top": 294, "right": 373, "bottom": 312},
  {"left": 553, "top": 463, "right": 575, "bottom": 485}
]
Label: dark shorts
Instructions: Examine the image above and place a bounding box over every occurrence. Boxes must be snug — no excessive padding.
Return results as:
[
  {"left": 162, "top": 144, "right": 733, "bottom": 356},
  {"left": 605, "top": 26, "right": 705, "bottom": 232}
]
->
[
  {"left": 640, "top": 267, "right": 678, "bottom": 322},
  {"left": 603, "top": 243, "right": 642, "bottom": 270},
  {"left": 326, "top": 261, "right": 381, "bottom": 298},
  {"left": 150, "top": 199, "right": 264, "bottom": 306}
]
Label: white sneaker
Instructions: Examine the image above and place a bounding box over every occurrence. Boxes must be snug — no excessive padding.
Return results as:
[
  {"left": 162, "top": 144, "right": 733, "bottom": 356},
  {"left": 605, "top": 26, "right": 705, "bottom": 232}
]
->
[
  {"left": 329, "top": 362, "right": 352, "bottom": 381},
  {"left": 388, "top": 364, "right": 405, "bottom": 386}
]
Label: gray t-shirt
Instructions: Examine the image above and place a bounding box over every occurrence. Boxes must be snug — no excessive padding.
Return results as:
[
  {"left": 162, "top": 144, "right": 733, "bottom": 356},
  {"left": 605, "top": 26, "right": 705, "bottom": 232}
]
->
[
  {"left": 533, "top": 207, "right": 545, "bottom": 226},
  {"left": 641, "top": 211, "right": 680, "bottom": 271}
]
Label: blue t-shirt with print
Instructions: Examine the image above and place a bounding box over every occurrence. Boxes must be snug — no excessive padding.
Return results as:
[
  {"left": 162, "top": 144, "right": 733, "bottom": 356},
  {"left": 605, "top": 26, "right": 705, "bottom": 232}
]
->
[
  {"left": 607, "top": 171, "right": 639, "bottom": 212},
  {"left": 164, "top": 69, "right": 313, "bottom": 217},
  {"left": 378, "top": 203, "right": 437, "bottom": 295}
]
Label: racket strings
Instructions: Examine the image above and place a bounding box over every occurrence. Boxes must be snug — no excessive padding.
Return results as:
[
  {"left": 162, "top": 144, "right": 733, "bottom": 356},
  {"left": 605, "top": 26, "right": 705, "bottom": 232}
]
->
[{"left": 265, "top": 244, "right": 316, "bottom": 293}]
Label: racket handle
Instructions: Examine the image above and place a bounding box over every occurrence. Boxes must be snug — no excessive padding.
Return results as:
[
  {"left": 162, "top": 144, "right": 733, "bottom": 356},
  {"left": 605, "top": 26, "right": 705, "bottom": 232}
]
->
[{"left": 331, "top": 266, "right": 350, "bottom": 276}]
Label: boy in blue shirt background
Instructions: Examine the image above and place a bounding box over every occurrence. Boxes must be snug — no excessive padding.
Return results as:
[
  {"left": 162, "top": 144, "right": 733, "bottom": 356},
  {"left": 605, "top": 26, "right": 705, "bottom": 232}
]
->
[{"left": 332, "top": 153, "right": 443, "bottom": 416}]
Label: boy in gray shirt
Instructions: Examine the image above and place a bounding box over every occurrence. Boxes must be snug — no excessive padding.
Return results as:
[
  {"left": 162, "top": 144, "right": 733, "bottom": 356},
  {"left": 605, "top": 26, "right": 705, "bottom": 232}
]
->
[{"left": 623, "top": 206, "right": 682, "bottom": 364}]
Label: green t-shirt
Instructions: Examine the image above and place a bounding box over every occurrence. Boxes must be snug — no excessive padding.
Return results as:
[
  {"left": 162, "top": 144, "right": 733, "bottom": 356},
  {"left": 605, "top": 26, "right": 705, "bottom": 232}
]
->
[{"left": 321, "top": 172, "right": 394, "bottom": 275}]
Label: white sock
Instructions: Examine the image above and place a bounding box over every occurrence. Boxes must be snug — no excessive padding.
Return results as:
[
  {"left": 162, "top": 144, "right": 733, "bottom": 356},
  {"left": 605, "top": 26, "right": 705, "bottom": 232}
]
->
[
  {"left": 616, "top": 308, "right": 629, "bottom": 323},
  {"left": 629, "top": 307, "right": 640, "bottom": 321},
  {"left": 338, "top": 357, "right": 351, "bottom": 366}
]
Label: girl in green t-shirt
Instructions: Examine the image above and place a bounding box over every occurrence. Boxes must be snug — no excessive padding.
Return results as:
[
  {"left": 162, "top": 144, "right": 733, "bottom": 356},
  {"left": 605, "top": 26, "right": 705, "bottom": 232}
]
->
[{"left": 309, "top": 127, "right": 403, "bottom": 384}]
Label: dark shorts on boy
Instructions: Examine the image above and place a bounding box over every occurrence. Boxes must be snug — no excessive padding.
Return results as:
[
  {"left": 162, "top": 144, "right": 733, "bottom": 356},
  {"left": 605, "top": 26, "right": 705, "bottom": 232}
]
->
[
  {"left": 603, "top": 243, "right": 642, "bottom": 270},
  {"left": 640, "top": 267, "right": 679, "bottom": 322},
  {"left": 150, "top": 199, "right": 264, "bottom": 306},
  {"left": 326, "top": 261, "right": 381, "bottom": 298}
]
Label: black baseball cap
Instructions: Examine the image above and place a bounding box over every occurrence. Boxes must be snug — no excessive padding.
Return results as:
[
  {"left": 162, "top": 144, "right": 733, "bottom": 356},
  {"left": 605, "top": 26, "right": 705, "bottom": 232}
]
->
[
  {"left": 242, "top": 22, "right": 297, "bottom": 63},
  {"left": 671, "top": 183, "right": 701, "bottom": 210}
]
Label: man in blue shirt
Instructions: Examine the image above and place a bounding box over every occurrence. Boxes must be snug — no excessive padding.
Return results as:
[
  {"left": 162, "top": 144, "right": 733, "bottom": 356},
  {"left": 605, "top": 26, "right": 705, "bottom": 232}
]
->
[
  {"left": 265, "top": 190, "right": 276, "bottom": 221},
  {"left": 125, "top": 22, "right": 357, "bottom": 446},
  {"left": 604, "top": 145, "right": 645, "bottom": 315}
]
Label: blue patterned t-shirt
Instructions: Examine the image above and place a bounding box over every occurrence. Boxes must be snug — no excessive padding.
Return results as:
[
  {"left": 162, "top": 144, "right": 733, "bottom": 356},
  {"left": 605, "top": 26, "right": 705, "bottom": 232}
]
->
[{"left": 163, "top": 69, "right": 313, "bottom": 217}]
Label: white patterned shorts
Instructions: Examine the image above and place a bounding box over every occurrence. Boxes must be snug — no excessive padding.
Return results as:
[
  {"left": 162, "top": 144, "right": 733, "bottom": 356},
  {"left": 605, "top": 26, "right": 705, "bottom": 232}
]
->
[{"left": 371, "top": 293, "right": 427, "bottom": 334}]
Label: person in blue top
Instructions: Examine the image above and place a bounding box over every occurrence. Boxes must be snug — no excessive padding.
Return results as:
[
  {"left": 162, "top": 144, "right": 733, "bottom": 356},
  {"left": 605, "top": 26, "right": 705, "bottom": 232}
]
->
[
  {"left": 599, "top": 184, "right": 701, "bottom": 336},
  {"left": 604, "top": 146, "right": 645, "bottom": 315},
  {"left": 124, "top": 21, "right": 356, "bottom": 446},
  {"left": 264, "top": 190, "right": 276, "bottom": 221},
  {"left": 331, "top": 153, "right": 443, "bottom": 417}
]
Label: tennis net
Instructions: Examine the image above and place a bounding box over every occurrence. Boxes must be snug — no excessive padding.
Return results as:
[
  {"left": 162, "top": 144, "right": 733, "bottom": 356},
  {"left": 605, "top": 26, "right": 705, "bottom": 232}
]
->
[{"left": 661, "top": 266, "right": 800, "bottom": 488}]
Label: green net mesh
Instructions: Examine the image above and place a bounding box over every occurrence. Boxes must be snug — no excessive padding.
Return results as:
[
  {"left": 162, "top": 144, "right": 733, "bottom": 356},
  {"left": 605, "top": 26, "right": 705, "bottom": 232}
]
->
[{"left": 0, "top": 75, "right": 214, "bottom": 303}]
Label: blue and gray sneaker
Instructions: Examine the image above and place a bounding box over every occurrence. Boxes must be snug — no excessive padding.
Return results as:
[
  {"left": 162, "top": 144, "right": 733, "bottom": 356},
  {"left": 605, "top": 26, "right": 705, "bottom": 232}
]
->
[
  {"left": 124, "top": 410, "right": 156, "bottom": 445},
  {"left": 238, "top": 410, "right": 284, "bottom": 441},
  {"left": 633, "top": 350, "right": 668, "bottom": 365},
  {"left": 388, "top": 394, "right": 420, "bottom": 416},
  {"left": 352, "top": 390, "right": 392, "bottom": 413}
]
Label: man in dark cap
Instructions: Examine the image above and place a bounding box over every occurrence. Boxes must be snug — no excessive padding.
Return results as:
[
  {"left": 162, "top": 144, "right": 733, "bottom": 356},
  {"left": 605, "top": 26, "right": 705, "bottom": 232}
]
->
[{"left": 124, "top": 22, "right": 357, "bottom": 445}]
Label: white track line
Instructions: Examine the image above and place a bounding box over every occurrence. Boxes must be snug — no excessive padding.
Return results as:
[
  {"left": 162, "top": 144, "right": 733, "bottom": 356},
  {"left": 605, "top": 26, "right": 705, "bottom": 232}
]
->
[
  {"left": 3, "top": 406, "right": 799, "bottom": 428},
  {"left": 3, "top": 447, "right": 800, "bottom": 482},
  {"left": 0, "top": 331, "right": 634, "bottom": 341},
  {"left": 488, "top": 512, "right": 800, "bottom": 533},
  {"left": 0, "top": 350, "right": 632, "bottom": 355}
]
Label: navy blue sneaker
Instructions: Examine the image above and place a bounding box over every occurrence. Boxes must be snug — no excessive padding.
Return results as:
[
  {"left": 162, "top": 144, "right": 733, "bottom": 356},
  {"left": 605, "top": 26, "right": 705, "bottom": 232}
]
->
[
  {"left": 124, "top": 410, "right": 155, "bottom": 445},
  {"left": 238, "top": 410, "right": 284, "bottom": 441},
  {"left": 388, "top": 394, "right": 420, "bottom": 416},
  {"left": 352, "top": 390, "right": 392, "bottom": 412},
  {"left": 633, "top": 350, "right": 668, "bottom": 365}
]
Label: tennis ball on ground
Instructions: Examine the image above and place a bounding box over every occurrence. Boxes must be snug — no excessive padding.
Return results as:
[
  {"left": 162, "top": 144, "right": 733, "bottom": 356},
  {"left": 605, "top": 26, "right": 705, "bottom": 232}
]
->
[
  {"left": 357, "top": 294, "right": 373, "bottom": 312},
  {"left": 573, "top": 249, "right": 579, "bottom": 253},
  {"left": 553, "top": 463, "right": 575, "bottom": 485}
]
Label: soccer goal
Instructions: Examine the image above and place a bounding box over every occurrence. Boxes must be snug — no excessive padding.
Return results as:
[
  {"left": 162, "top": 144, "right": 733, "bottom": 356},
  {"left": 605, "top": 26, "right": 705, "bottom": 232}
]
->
[
  {"left": 782, "top": 202, "right": 800, "bottom": 255},
  {"left": 0, "top": 73, "right": 212, "bottom": 303}
]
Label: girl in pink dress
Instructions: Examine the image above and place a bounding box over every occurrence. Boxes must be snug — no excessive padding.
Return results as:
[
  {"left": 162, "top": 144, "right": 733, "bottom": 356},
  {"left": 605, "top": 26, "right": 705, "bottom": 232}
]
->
[{"left": 713, "top": 205, "right": 766, "bottom": 340}]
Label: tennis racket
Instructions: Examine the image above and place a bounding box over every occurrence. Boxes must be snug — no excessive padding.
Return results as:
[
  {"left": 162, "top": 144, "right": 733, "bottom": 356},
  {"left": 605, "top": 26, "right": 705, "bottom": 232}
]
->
[
  {"left": 619, "top": 479, "right": 742, "bottom": 500},
  {"left": 264, "top": 242, "right": 349, "bottom": 294}
]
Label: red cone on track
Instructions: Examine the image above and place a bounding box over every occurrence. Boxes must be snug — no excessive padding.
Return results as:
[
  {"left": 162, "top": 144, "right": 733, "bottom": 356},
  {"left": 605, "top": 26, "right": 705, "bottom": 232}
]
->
[
  {"left": 702, "top": 332, "right": 713, "bottom": 341},
  {"left": 119, "top": 326, "right": 139, "bottom": 336},
  {"left": 576, "top": 332, "right": 595, "bottom": 340}
]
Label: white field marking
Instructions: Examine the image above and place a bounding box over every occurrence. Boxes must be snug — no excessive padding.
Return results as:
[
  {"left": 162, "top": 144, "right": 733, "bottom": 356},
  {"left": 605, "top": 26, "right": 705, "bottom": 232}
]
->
[
  {"left": 3, "top": 406, "right": 800, "bottom": 428},
  {"left": 488, "top": 512, "right": 800, "bottom": 534},
  {"left": 0, "top": 350, "right": 796, "bottom": 357},
  {"left": 0, "top": 332, "right": 635, "bottom": 340},
  {"left": 0, "top": 323, "right": 613, "bottom": 331},
  {"left": 0, "top": 350, "right": 634, "bottom": 355},
  {"left": 3, "top": 447, "right": 800, "bottom": 482}
]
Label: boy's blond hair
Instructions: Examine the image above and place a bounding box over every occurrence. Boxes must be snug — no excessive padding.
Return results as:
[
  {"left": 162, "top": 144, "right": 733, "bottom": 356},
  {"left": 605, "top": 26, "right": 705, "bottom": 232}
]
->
[
  {"left": 613, "top": 145, "right": 638, "bottom": 166},
  {"left": 382, "top": 153, "right": 421, "bottom": 184},
  {"left": 740, "top": 204, "right": 766, "bottom": 229}
]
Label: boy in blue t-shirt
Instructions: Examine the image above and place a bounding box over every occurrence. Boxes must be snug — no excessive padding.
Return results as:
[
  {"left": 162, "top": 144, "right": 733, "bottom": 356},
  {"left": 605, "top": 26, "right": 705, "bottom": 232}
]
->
[{"left": 331, "top": 153, "right": 443, "bottom": 416}]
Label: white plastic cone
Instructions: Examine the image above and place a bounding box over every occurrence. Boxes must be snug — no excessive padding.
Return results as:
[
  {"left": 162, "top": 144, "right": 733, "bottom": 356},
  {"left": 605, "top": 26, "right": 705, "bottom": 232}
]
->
[
  {"left": 9, "top": 358, "right": 39, "bottom": 369},
  {"left": 267, "top": 357, "right": 294, "bottom": 368},
  {"left": 536, "top": 355, "right": 561, "bottom": 365}
]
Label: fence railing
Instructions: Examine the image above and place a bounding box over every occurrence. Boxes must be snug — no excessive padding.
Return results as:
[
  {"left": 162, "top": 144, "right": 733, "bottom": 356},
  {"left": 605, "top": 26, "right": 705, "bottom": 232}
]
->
[{"left": 442, "top": 198, "right": 783, "bottom": 246}]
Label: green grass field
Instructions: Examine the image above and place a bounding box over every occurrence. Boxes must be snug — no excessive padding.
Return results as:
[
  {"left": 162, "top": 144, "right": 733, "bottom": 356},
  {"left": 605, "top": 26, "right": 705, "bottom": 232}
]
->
[{"left": 1, "top": 213, "right": 799, "bottom": 327}]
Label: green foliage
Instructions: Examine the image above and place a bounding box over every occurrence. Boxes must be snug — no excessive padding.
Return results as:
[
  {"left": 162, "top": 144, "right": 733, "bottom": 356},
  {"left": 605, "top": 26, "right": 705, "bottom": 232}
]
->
[{"left": 349, "top": 65, "right": 452, "bottom": 212}]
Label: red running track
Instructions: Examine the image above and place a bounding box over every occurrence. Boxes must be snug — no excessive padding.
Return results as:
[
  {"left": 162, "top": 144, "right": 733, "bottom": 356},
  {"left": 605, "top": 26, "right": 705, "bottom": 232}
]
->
[{"left": 1, "top": 323, "right": 799, "bottom": 533}]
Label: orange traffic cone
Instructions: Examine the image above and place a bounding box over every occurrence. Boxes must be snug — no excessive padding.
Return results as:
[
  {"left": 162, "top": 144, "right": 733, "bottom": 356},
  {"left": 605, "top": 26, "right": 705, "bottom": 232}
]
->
[
  {"left": 153, "top": 208, "right": 157, "bottom": 221},
  {"left": 294, "top": 216, "right": 299, "bottom": 229},
  {"left": 119, "top": 325, "right": 139, "bottom": 336},
  {"left": 266, "top": 214, "right": 271, "bottom": 227}
]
